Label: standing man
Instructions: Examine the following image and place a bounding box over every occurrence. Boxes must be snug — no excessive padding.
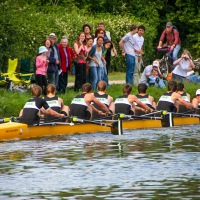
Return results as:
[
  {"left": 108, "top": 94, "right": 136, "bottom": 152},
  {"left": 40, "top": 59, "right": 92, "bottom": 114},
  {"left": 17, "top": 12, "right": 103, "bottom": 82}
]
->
[
  {"left": 133, "top": 25, "right": 145, "bottom": 85},
  {"left": 98, "top": 22, "right": 118, "bottom": 74},
  {"left": 48, "top": 33, "right": 60, "bottom": 89},
  {"left": 157, "top": 22, "right": 181, "bottom": 69},
  {"left": 119, "top": 24, "right": 138, "bottom": 85}
]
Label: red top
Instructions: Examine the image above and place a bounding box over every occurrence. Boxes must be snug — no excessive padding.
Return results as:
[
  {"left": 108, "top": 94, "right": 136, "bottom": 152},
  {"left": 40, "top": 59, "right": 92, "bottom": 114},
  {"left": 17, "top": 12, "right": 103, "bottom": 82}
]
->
[
  {"left": 74, "top": 41, "right": 87, "bottom": 64},
  {"left": 58, "top": 44, "right": 74, "bottom": 72},
  {"left": 159, "top": 28, "right": 181, "bottom": 46}
]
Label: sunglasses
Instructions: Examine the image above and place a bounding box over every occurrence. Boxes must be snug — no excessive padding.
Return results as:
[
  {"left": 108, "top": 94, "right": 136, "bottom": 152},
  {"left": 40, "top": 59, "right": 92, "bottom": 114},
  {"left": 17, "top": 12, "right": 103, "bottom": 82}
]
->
[{"left": 197, "top": 94, "right": 200, "bottom": 96}]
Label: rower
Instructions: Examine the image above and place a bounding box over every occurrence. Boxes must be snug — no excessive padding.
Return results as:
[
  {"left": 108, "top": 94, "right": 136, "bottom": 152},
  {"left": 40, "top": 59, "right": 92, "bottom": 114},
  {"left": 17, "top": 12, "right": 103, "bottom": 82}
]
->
[
  {"left": 92, "top": 81, "right": 114, "bottom": 120},
  {"left": 156, "top": 80, "right": 193, "bottom": 113},
  {"left": 19, "top": 85, "right": 64, "bottom": 125},
  {"left": 70, "top": 83, "right": 111, "bottom": 120},
  {"left": 176, "top": 82, "right": 191, "bottom": 113},
  {"left": 192, "top": 89, "right": 200, "bottom": 114},
  {"left": 114, "top": 84, "right": 153, "bottom": 115},
  {"left": 42, "top": 84, "right": 70, "bottom": 122},
  {"left": 135, "top": 83, "right": 156, "bottom": 115}
]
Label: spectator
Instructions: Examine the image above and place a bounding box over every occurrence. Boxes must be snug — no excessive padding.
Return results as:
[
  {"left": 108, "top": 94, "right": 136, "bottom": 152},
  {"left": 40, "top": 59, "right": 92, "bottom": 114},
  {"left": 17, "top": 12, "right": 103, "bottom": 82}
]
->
[
  {"left": 57, "top": 37, "right": 74, "bottom": 93},
  {"left": 147, "top": 68, "right": 166, "bottom": 88},
  {"left": 35, "top": 46, "right": 49, "bottom": 95},
  {"left": 186, "top": 67, "right": 200, "bottom": 83},
  {"left": 74, "top": 32, "right": 88, "bottom": 92},
  {"left": 44, "top": 38, "right": 57, "bottom": 86},
  {"left": 48, "top": 33, "right": 60, "bottom": 89},
  {"left": 85, "top": 37, "right": 94, "bottom": 82},
  {"left": 98, "top": 22, "right": 118, "bottom": 74},
  {"left": 140, "top": 60, "right": 163, "bottom": 84},
  {"left": 88, "top": 36, "right": 106, "bottom": 90},
  {"left": 172, "top": 50, "right": 195, "bottom": 82},
  {"left": 82, "top": 23, "right": 94, "bottom": 40},
  {"left": 157, "top": 22, "right": 181, "bottom": 69},
  {"left": 119, "top": 24, "right": 138, "bottom": 85},
  {"left": 93, "top": 29, "right": 104, "bottom": 45},
  {"left": 133, "top": 25, "right": 145, "bottom": 85}
]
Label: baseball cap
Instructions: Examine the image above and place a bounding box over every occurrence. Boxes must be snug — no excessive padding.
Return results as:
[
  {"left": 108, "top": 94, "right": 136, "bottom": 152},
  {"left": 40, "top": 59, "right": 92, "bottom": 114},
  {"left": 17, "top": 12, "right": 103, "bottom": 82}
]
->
[
  {"left": 49, "top": 33, "right": 56, "bottom": 38},
  {"left": 196, "top": 89, "right": 200, "bottom": 96},
  {"left": 166, "top": 22, "right": 172, "bottom": 27},
  {"left": 152, "top": 60, "right": 159, "bottom": 67}
]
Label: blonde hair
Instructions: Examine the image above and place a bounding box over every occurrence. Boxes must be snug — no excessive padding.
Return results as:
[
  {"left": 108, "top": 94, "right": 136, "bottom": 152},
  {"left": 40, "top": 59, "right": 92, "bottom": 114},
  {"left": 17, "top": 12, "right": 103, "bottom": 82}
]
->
[{"left": 182, "top": 49, "right": 192, "bottom": 59}]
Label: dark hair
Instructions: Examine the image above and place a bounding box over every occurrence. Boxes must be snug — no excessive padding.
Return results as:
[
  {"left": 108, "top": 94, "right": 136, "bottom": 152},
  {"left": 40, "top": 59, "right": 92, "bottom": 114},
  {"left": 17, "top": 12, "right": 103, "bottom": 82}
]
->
[
  {"left": 138, "top": 25, "right": 146, "bottom": 31},
  {"left": 123, "top": 84, "right": 132, "bottom": 95},
  {"left": 98, "top": 22, "right": 105, "bottom": 26},
  {"left": 168, "top": 80, "right": 177, "bottom": 92},
  {"left": 130, "top": 24, "right": 137, "bottom": 31},
  {"left": 82, "top": 24, "right": 92, "bottom": 32},
  {"left": 97, "top": 36, "right": 104, "bottom": 42},
  {"left": 82, "top": 83, "right": 93, "bottom": 93},
  {"left": 177, "top": 82, "right": 184, "bottom": 91},
  {"left": 103, "top": 40, "right": 113, "bottom": 49},
  {"left": 138, "top": 83, "right": 148, "bottom": 93}
]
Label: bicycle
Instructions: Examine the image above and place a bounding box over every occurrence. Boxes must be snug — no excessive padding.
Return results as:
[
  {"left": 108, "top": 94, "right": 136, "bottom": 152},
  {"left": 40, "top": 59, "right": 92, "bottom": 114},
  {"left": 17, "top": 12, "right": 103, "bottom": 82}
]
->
[{"left": 157, "top": 46, "right": 172, "bottom": 78}]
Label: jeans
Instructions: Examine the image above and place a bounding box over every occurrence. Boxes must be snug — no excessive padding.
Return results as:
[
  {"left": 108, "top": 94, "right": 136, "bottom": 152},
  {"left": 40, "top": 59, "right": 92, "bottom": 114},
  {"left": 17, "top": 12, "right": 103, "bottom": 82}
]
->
[
  {"left": 47, "top": 72, "right": 56, "bottom": 85},
  {"left": 187, "top": 74, "right": 200, "bottom": 83},
  {"left": 125, "top": 54, "right": 135, "bottom": 85},
  {"left": 133, "top": 56, "right": 141, "bottom": 85},
  {"left": 90, "top": 66, "right": 102, "bottom": 90},
  {"left": 58, "top": 72, "right": 68, "bottom": 93},
  {"left": 168, "top": 44, "right": 181, "bottom": 69},
  {"left": 102, "top": 64, "right": 109, "bottom": 86},
  {"left": 172, "top": 73, "right": 186, "bottom": 82}
]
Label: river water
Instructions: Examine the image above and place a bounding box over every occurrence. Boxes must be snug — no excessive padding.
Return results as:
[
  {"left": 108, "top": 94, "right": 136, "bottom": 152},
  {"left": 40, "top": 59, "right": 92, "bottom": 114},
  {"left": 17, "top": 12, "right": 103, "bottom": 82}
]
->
[{"left": 0, "top": 125, "right": 200, "bottom": 199}]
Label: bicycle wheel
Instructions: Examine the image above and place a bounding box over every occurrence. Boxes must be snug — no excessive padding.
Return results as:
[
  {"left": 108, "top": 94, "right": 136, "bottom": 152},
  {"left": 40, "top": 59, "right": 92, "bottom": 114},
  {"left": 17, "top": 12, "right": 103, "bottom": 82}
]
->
[{"left": 159, "top": 57, "right": 169, "bottom": 78}]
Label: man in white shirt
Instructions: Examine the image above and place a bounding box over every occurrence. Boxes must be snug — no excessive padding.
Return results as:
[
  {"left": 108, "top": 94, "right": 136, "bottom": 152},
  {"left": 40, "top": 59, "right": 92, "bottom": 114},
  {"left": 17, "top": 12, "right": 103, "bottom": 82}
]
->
[
  {"left": 119, "top": 24, "right": 138, "bottom": 85},
  {"left": 133, "top": 25, "right": 145, "bottom": 85},
  {"left": 140, "top": 60, "right": 162, "bottom": 84}
]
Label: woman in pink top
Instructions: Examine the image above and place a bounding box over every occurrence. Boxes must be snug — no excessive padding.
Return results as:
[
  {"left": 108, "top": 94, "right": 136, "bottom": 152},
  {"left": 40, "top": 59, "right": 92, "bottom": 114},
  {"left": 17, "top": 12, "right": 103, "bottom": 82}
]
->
[
  {"left": 74, "top": 32, "right": 88, "bottom": 91},
  {"left": 35, "top": 46, "right": 49, "bottom": 95}
]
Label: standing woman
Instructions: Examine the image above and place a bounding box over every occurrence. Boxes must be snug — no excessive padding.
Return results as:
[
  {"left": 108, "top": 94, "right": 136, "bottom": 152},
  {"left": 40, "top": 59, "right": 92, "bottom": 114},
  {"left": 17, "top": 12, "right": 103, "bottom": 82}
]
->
[
  {"left": 88, "top": 36, "right": 106, "bottom": 90},
  {"left": 44, "top": 38, "right": 57, "bottom": 85},
  {"left": 35, "top": 46, "right": 49, "bottom": 95},
  {"left": 86, "top": 37, "right": 94, "bottom": 82},
  {"left": 172, "top": 50, "right": 195, "bottom": 82},
  {"left": 74, "top": 32, "right": 88, "bottom": 91},
  {"left": 82, "top": 24, "right": 94, "bottom": 40}
]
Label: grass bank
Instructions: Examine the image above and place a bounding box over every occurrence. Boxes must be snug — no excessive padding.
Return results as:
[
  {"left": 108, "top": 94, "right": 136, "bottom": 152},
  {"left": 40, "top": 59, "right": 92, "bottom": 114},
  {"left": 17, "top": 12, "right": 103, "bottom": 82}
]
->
[{"left": 0, "top": 72, "right": 199, "bottom": 117}]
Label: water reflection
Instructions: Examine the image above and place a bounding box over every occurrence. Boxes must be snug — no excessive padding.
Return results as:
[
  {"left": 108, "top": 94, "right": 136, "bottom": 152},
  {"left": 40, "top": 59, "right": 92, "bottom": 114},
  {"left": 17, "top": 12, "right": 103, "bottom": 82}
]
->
[{"left": 0, "top": 125, "right": 199, "bottom": 199}]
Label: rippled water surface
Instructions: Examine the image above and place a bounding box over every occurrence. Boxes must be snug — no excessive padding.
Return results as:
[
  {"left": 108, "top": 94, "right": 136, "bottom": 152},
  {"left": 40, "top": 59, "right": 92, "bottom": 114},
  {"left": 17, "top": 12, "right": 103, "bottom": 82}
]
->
[{"left": 0, "top": 125, "right": 200, "bottom": 199}]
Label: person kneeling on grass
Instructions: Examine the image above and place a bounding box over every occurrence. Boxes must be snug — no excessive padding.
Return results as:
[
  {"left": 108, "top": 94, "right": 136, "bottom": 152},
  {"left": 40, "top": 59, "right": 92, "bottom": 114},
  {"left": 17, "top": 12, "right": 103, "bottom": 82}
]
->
[
  {"left": 42, "top": 84, "right": 70, "bottom": 122},
  {"left": 70, "top": 83, "right": 111, "bottom": 120},
  {"left": 19, "top": 85, "right": 65, "bottom": 125}
]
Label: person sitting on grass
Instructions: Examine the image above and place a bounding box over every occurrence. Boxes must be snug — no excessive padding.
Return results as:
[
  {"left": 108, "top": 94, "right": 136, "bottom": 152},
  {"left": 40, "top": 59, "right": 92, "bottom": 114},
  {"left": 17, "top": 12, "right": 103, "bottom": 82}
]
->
[
  {"left": 147, "top": 68, "right": 166, "bottom": 88},
  {"left": 70, "top": 83, "right": 111, "bottom": 120},
  {"left": 156, "top": 80, "right": 193, "bottom": 113},
  {"left": 135, "top": 83, "right": 156, "bottom": 115},
  {"left": 192, "top": 89, "right": 200, "bottom": 114},
  {"left": 92, "top": 80, "right": 114, "bottom": 120},
  {"left": 114, "top": 84, "right": 153, "bottom": 115},
  {"left": 19, "top": 85, "right": 64, "bottom": 125},
  {"left": 42, "top": 84, "right": 70, "bottom": 122}
]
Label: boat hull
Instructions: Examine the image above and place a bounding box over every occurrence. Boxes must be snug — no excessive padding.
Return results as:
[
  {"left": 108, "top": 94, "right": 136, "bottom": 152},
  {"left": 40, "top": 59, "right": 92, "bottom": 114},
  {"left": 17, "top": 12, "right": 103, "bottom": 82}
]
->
[{"left": 0, "top": 116, "right": 199, "bottom": 141}]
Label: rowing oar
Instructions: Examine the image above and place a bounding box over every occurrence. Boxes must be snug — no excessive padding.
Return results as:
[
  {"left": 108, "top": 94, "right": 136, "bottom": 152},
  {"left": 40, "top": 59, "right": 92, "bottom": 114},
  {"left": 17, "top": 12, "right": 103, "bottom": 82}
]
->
[
  {"left": 117, "top": 113, "right": 163, "bottom": 120},
  {"left": 167, "top": 112, "right": 200, "bottom": 118},
  {"left": 71, "top": 117, "right": 122, "bottom": 135}
]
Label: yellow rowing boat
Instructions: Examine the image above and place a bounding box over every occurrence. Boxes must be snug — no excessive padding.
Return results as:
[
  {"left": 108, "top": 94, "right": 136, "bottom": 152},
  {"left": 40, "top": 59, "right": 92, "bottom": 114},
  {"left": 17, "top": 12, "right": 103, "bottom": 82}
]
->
[{"left": 0, "top": 116, "right": 199, "bottom": 141}]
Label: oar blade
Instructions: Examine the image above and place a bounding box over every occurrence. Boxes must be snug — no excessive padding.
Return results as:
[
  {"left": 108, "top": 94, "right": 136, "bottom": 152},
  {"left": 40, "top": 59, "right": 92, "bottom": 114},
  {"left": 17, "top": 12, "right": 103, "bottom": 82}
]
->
[{"left": 110, "top": 119, "right": 123, "bottom": 135}]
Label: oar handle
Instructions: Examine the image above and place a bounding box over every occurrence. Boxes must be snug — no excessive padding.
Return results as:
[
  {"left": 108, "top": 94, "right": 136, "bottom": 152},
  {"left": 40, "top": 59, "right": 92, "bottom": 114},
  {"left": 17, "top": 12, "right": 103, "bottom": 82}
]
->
[{"left": 117, "top": 113, "right": 163, "bottom": 120}]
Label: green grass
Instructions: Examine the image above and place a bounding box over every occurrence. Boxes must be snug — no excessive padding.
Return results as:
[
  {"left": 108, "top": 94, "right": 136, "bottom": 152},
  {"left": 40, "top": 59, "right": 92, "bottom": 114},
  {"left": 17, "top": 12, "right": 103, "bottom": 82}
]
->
[{"left": 0, "top": 75, "right": 200, "bottom": 117}]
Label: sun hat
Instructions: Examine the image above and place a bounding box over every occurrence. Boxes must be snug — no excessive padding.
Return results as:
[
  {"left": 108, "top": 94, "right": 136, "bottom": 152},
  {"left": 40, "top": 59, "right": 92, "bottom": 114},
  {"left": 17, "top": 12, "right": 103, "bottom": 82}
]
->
[
  {"left": 152, "top": 60, "right": 159, "bottom": 67},
  {"left": 49, "top": 33, "right": 56, "bottom": 38},
  {"left": 166, "top": 22, "right": 172, "bottom": 27},
  {"left": 196, "top": 89, "right": 200, "bottom": 96},
  {"left": 38, "top": 46, "right": 48, "bottom": 54}
]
